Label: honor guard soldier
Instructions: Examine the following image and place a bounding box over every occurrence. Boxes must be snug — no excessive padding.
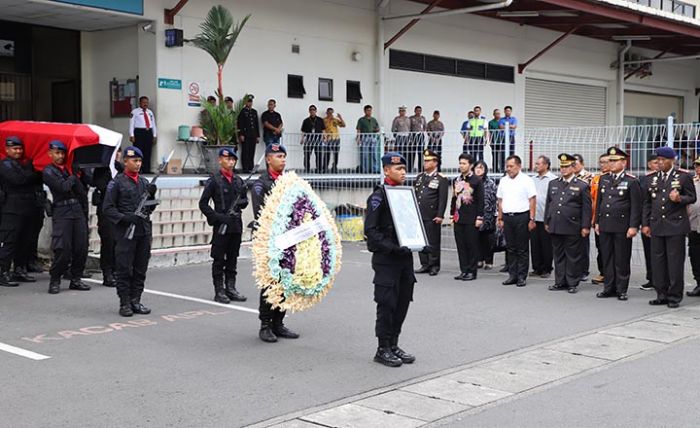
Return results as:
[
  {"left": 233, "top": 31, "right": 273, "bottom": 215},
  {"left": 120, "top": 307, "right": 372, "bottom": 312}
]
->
[
  {"left": 252, "top": 143, "right": 300, "bottom": 343},
  {"left": 103, "top": 146, "right": 158, "bottom": 317},
  {"left": 451, "top": 153, "right": 484, "bottom": 281},
  {"left": 129, "top": 96, "right": 157, "bottom": 173},
  {"left": 642, "top": 146, "right": 696, "bottom": 308},
  {"left": 199, "top": 147, "right": 248, "bottom": 304},
  {"left": 237, "top": 94, "right": 260, "bottom": 173},
  {"left": 365, "top": 152, "right": 423, "bottom": 367},
  {"left": 43, "top": 140, "right": 91, "bottom": 294},
  {"left": 594, "top": 147, "right": 641, "bottom": 301},
  {"left": 545, "top": 154, "right": 592, "bottom": 294},
  {"left": 686, "top": 157, "right": 700, "bottom": 298},
  {"left": 0, "top": 136, "right": 42, "bottom": 287},
  {"left": 414, "top": 149, "right": 449, "bottom": 276}
]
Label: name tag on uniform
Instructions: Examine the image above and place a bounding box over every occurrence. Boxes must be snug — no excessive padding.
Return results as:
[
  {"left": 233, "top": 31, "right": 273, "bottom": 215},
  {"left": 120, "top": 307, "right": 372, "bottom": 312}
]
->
[
  {"left": 570, "top": 186, "right": 580, "bottom": 191},
  {"left": 428, "top": 180, "right": 439, "bottom": 189},
  {"left": 618, "top": 182, "right": 628, "bottom": 189}
]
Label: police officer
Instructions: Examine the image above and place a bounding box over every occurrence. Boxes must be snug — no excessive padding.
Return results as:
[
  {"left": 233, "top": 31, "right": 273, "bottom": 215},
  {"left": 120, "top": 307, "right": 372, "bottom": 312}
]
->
[
  {"left": 199, "top": 147, "right": 248, "bottom": 304},
  {"left": 638, "top": 154, "right": 659, "bottom": 291},
  {"left": 573, "top": 153, "right": 594, "bottom": 282},
  {"left": 0, "top": 136, "right": 42, "bottom": 287},
  {"left": 366, "top": 152, "right": 426, "bottom": 367},
  {"left": 642, "top": 146, "right": 696, "bottom": 308},
  {"left": 103, "top": 146, "right": 158, "bottom": 317},
  {"left": 545, "top": 154, "right": 592, "bottom": 294},
  {"left": 414, "top": 149, "right": 448, "bottom": 276},
  {"left": 252, "top": 143, "right": 299, "bottom": 343},
  {"left": 594, "top": 147, "right": 641, "bottom": 301},
  {"left": 43, "top": 140, "right": 91, "bottom": 294},
  {"left": 237, "top": 94, "right": 260, "bottom": 173},
  {"left": 451, "top": 153, "right": 484, "bottom": 281}
]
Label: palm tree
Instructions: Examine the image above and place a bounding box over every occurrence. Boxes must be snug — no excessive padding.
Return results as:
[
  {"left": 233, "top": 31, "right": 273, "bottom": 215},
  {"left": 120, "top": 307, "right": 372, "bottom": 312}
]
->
[{"left": 191, "top": 5, "right": 250, "bottom": 104}]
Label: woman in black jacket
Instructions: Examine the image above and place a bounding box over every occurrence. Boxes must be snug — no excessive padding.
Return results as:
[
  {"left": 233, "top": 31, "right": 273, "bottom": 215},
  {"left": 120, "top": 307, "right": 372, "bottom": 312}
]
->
[{"left": 474, "top": 160, "right": 497, "bottom": 270}]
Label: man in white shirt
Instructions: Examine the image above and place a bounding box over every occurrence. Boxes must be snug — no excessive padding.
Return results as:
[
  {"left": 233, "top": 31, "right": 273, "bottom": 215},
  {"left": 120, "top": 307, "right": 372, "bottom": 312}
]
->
[
  {"left": 129, "top": 96, "right": 157, "bottom": 173},
  {"left": 531, "top": 155, "right": 556, "bottom": 278},
  {"left": 497, "top": 155, "right": 537, "bottom": 286}
]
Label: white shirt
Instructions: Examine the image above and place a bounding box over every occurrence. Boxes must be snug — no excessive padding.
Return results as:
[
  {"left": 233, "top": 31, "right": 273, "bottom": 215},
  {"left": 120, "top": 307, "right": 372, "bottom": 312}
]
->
[
  {"left": 689, "top": 178, "right": 700, "bottom": 232},
  {"left": 129, "top": 107, "right": 157, "bottom": 137},
  {"left": 497, "top": 171, "right": 537, "bottom": 214},
  {"left": 533, "top": 171, "right": 556, "bottom": 221}
]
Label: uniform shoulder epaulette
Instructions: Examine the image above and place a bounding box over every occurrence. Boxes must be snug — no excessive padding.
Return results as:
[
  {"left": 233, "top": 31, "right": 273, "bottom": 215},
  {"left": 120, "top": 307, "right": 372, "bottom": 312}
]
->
[
  {"left": 625, "top": 172, "right": 636, "bottom": 178},
  {"left": 678, "top": 168, "right": 689, "bottom": 173},
  {"left": 438, "top": 172, "right": 447, "bottom": 178}
]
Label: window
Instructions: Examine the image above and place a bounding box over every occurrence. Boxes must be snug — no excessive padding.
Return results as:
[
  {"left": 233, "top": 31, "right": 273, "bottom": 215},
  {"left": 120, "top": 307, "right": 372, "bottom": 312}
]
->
[
  {"left": 318, "top": 78, "right": 333, "bottom": 101},
  {"left": 346, "top": 80, "right": 362, "bottom": 103},
  {"left": 287, "top": 74, "right": 305, "bottom": 99},
  {"left": 389, "top": 49, "right": 514, "bottom": 84}
]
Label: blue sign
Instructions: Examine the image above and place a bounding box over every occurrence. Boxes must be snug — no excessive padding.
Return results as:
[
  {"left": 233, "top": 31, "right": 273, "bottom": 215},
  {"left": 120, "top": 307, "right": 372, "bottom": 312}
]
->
[
  {"left": 53, "top": 0, "right": 143, "bottom": 15},
  {"left": 158, "top": 78, "right": 182, "bottom": 90}
]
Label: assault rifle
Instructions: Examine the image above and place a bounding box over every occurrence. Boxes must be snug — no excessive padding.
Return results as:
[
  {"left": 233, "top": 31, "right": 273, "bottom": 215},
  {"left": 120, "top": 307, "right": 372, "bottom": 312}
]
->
[
  {"left": 218, "top": 152, "right": 266, "bottom": 235},
  {"left": 125, "top": 150, "right": 174, "bottom": 240}
]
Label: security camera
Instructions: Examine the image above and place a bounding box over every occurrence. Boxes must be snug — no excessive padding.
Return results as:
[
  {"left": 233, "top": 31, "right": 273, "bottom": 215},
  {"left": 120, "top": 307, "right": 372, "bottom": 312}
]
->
[{"left": 141, "top": 23, "right": 155, "bottom": 33}]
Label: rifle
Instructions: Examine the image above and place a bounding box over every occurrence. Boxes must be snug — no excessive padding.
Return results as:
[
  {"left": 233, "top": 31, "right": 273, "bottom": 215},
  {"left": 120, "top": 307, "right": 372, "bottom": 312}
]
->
[
  {"left": 125, "top": 150, "right": 175, "bottom": 240},
  {"left": 218, "top": 152, "right": 266, "bottom": 235}
]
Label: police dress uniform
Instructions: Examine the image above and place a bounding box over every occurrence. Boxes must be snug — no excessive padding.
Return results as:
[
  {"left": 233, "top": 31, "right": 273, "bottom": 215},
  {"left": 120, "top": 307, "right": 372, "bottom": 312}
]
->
[
  {"left": 643, "top": 147, "right": 696, "bottom": 307},
  {"left": 103, "top": 146, "right": 157, "bottom": 317},
  {"left": 545, "top": 154, "right": 592, "bottom": 293},
  {"left": 594, "top": 148, "right": 641, "bottom": 300},
  {"left": 199, "top": 147, "right": 248, "bottom": 304},
  {"left": 252, "top": 144, "right": 299, "bottom": 342},
  {"left": 236, "top": 96, "right": 260, "bottom": 173},
  {"left": 451, "top": 170, "right": 484, "bottom": 280},
  {"left": 0, "top": 137, "right": 42, "bottom": 286},
  {"left": 576, "top": 168, "right": 594, "bottom": 280},
  {"left": 414, "top": 150, "right": 449, "bottom": 275},
  {"left": 365, "top": 152, "right": 417, "bottom": 367},
  {"left": 89, "top": 161, "right": 124, "bottom": 287},
  {"left": 638, "top": 162, "right": 657, "bottom": 288},
  {"left": 43, "top": 141, "right": 91, "bottom": 294}
]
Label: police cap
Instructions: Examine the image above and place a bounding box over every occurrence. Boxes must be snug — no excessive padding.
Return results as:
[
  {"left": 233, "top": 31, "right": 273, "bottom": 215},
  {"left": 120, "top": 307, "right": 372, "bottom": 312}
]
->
[
  {"left": 5, "top": 136, "right": 22, "bottom": 147},
  {"left": 381, "top": 151, "right": 407, "bottom": 167},
  {"left": 48, "top": 140, "right": 67, "bottom": 151},
  {"left": 124, "top": 146, "right": 144, "bottom": 159},
  {"left": 655, "top": 146, "right": 676, "bottom": 159},
  {"left": 605, "top": 146, "right": 628, "bottom": 161},
  {"left": 265, "top": 143, "right": 287, "bottom": 155},
  {"left": 423, "top": 149, "right": 440, "bottom": 162},
  {"left": 558, "top": 153, "right": 576, "bottom": 167},
  {"left": 218, "top": 147, "right": 238, "bottom": 159}
]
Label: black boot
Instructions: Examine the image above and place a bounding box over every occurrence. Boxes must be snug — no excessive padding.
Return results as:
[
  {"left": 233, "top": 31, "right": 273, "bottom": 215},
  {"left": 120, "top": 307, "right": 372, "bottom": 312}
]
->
[
  {"left": 213, "top": 279, "right": 230, "bottom": 304},
  {"left": 69, "top": 279, "right": 91, "bottom": 291},
  {"left": 26, "top": 261, "right": 44, "bottom": 273},
  {"left": 259, "top": 321, "right": 278, "bottom": 343},
  {"left": 225, "top": 278, "right": 247, "bottom": 302},
  {"left": 0, "top": 270, "right": 19, "bottom": 287},
  {"left": 374, "top": 338, "right": 402, "bottom": 367},
  {"left": 48, "top": 278, "right": 60, "bottom": 294},
  {"left": 390, "top": 336, "right": 416, "bottom": 364},
  {"left": 12, "top": 267, "right": 36, "bottom": 283},
  {"left": 102, "top": 270, "right": 117, "bottom": 288},
  {"left": 131, "top": 296, "right": 151, "bottom": 315},
  {"left": 272, "top": 312, "right": 299, "bottom": 339},
  {"left": 119, "top": 295, "right": 133, "bottom": 317}
]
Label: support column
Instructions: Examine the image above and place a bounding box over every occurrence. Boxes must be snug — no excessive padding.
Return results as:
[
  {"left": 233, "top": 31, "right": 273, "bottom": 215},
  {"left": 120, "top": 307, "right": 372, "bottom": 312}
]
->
[{"left": 616, "top": 41, "right": 631, "bottom": 126}]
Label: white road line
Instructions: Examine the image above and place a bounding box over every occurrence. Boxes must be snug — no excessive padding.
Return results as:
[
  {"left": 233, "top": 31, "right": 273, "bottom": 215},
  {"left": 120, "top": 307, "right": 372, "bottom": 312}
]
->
[
  {"left": 0, "top": 342, "right": 51, "bottom": 361},
  {"left": 82, "top": 279, "right": 259, "bottom": 315}
]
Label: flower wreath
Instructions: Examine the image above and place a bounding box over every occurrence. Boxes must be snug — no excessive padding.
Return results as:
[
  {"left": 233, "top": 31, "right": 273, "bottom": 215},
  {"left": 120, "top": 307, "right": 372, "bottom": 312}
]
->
[{"left": 252, "top": 171, "right": 343, "bottom": 312}]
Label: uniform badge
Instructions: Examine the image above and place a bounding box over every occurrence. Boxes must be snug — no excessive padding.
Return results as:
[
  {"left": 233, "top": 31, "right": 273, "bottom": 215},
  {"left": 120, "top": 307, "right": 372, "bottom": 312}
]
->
[
  {"left": 671, "top": 180, "right": 680, "bottom": 189},
  {"left": 428, "top": 180, "right": 439, "bottom": 189},
  {"left": 570, "top": 186, "right": 580, "bottom": 191}
]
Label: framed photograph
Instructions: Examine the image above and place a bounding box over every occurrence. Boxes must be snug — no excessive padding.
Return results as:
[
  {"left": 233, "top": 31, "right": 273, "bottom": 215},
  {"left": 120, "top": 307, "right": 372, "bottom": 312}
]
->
[{"left": 384, "top": 186, "right": 428, "bottom": 251}]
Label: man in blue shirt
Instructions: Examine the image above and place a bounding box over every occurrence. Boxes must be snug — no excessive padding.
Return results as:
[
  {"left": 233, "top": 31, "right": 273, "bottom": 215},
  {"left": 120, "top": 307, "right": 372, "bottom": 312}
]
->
[
  {"left": 460, "top": 111, "right": 474, "bottom": 154},
  {"left": 498, "top": 106, "right": 518, "bottom": 163}
]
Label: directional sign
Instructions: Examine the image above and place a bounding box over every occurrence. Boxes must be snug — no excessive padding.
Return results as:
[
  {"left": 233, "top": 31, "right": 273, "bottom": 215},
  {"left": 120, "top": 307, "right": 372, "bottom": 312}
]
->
[{"left": 158, "top": 78, "right": 182, "bottom": 90}]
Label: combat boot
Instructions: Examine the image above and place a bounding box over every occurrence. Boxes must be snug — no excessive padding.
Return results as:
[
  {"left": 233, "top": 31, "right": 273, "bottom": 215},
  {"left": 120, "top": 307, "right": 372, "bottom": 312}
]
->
[
  {"left": 213, "top": 279, "right": 230, "bottom": 304},
  {"left": 48, "top": 278, "right": 60, "bottom": 294},
  {"left": 259, "top": 321, "right": 278, "bottom": 343},
  {"left": 225, "top": 278, "right": 247, "bottom": 302},
  {"left": 131, "top": 297, "right": 151, "bottom": 315},
  {"left": 69, "top": 279, "right": 91, "bottom": 291},
  {"left": 0, "top": 269, "right": 19, "bottom": 287},
  {"left": 118, "top": 294, "right": 133, "bottom": 316},
  {"left": 272, "top": 312, "right": 299, "bottom": 339},
  {"left": 390, "top": 336, "right": 415, "bottom": 364},
  {"left": 102, "top": 270, "right": 117, "bottom": 287},
  {"left": 26, "top": 260, "right": 44, "bottom": 273},
  {"left": 12, "top": 267, "right": 36, "bottom": 283},
  {"left": 374, "top": 338, "right": 402, "bottom": 367}
]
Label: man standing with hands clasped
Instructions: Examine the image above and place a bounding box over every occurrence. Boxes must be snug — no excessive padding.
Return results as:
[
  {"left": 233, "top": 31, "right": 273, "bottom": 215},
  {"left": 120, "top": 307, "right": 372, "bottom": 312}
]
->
[
  {"left": 594, "top": 147, "right": 641, "bottom": 301},
  {"left": 642, "top": 147, "right": 696, "bottom": 308},
  {"left": 129, "top": 96, "right": 157, "bottom": 173}
]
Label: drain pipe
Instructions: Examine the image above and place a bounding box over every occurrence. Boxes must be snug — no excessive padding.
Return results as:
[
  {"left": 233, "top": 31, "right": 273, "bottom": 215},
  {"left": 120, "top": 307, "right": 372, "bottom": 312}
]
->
[{"left": 617, "top": 40, "right": 632, "bottom": 126}]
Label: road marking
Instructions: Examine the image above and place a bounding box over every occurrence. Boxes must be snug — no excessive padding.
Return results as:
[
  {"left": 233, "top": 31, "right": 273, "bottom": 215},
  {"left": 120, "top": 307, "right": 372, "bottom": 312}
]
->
[
  {"left": 82, "top": 279, "right": 259, "bottom": 315},
  {"left": 0, "top": 341, "right": 51, "bottom": 361}
]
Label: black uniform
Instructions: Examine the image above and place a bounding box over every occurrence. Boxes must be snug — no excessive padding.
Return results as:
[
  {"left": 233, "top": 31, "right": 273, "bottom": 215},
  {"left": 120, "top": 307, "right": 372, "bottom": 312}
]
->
[
  {"left": 0, "top": 158, "right": 42, "bottom": 277},
  {"left": 594, "top": 172, "right": 642, "bottom": 296},
  {"left": 237, "top": 106, "right": 260, "bottom": 172},
  {"left": 199, "top": 170, "right": 248, "bottom": 301},
  {"left": 642, "top": 168, "right": 696, "bottom": 305},
  {"left": 90, "top": 162, "right": 123, "bottom": 285},
  {"left": 103, "top": 172, "right": 155, "bottom": 312},
  {"left": 638, "top": 171, "right": 656, "bottom": 286},
  {"left": 26, "top": 180, "right": 47, "bottom": 274},
  {"left": 576, "top": 171, "right": 594, "bottom": 278},
  {"left": 545, "top": 177, "right": 592, "bottom": 291},
  {"left": 365, "top": 184, "right": 416, "bottom": 354},
  {"left": 414, "top": 170, "right": 448, "bottom": 273},
  {"left": 301, "top": 116, "right": 326, "bottom": 173},
  {"left": 451, "top": 173, "right": 484, "bottom": 278},
  {"left": 43, "top": 164, "right": 89, "bottom": 285}
]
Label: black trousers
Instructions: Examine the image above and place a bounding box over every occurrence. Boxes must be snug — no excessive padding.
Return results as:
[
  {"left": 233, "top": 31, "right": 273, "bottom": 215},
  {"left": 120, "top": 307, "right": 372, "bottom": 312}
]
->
[
  {"left": 688, "top": 231, "right": 700, "bottom": 286},
  {"left": 241, "top": 135, "right": 257, "bottom": 172},
  {"left": 49, "top": 216, "right": 88, "bottom": 281},
  {"left": 551, "top": 234, "right": 583, "bottom": 287},
  {"left": 27, "top": 206, "right": 44, "bottom": 266},
  {"left": 530, "top": 221, "right": 552, "bottom": 274},
  {"left": 454, "top": 222, "right": 479, "bottom": 274},
  {"left": 303, "top": 139, "right": 324, "bottom": 173},
  {"left": 114, "top": 234, "right": 151, "bottom": 302},
  {"left": 210, "top": 231, "right": 241, "bottom": 283},
  {"left": 642, "top": 234, "right": 652, "bottom": 282},
  {"left": 594, "top": 233, "right": 604, "bottom": 275},
  {"left": 651, "top": 234, "right": 686, "bottom": 304},
  {"left": 504, "top": 213, "right": 530, "bottom": 281},
  {"left": 580, "top": 235, "right": 591, "bottom": 276},
  {"left": 478, "top": 230, "right": 495, "bottom": 265},
  {"left": 0, "top": 212, "right": 33, "bottom": 270},
  {"left": 599, "top": 232, "right": 633, "bottom": 294},
  {"left": 259, "top": 288, "right": 285, "bottom": 324},
  {"left": 133, "top": 128, "right": 154, "bottom": 173},
  {"left": 374, "top": 267, "right": 415, "bottom": 339},
  {"left": 419, "top": 220, "right": 441, "bottom": 270},
  {"left": 97, "top": 210, "right": 116, "bottom": 275},
  {"left": 327, "top": 139, "right": 340, "bottom": 172}
]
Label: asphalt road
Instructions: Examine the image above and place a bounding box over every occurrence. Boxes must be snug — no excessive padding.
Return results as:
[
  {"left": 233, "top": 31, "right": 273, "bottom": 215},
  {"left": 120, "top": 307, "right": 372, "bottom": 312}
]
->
[{"left": 0, "top": 243, "right": 695, "bottom": 427}]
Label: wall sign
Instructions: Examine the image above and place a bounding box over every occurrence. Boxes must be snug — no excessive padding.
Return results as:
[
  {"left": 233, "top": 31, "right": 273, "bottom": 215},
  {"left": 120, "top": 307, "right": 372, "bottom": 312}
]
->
[
  {"left": 187, "top": 81, "right": 201, "bottom": 107},
  {"left": 158, "top": 78, "right": 182, "bottom": 90}
]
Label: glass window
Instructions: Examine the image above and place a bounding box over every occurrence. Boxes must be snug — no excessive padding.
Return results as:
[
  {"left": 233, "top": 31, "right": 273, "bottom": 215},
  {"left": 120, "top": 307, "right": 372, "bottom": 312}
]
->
[{"left": 318, "top": 78, "right": 333, "bottom": 101}]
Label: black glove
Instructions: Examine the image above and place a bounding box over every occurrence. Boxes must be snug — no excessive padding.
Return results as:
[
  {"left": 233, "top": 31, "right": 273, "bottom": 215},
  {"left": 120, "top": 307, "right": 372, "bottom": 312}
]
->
[
  {"left": 122, "top": 213, "right": 140, "bottom": 224},
  {"left": 420, "top": 245, "right": 433, "bottom": 255},
  {"left": 67, "top": 175, "right": 78, "bottom": 186},
  {"left": 394, "top": 246, "right": 412, "bottom": 255},
  {"left": 147, "top": 184, "right": 157, "bottom": 197}
]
